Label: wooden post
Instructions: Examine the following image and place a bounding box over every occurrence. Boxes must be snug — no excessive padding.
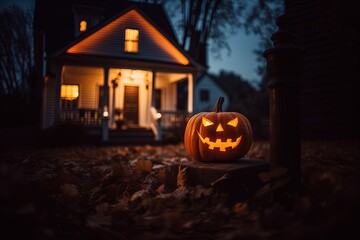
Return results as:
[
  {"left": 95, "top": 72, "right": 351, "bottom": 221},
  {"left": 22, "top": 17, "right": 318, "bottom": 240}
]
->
[
  {"left": 102, "top": 66, "right": 110, "bottom": 142},
  {"left": 263, "top": 14, "right": 305, "bottom": 190}
]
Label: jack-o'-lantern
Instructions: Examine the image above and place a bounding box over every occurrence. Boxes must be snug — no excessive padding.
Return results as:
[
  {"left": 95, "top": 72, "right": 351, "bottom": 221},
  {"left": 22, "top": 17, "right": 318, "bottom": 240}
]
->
[{"left": 184, "top": 97, "right": 252, "bottom": 162}]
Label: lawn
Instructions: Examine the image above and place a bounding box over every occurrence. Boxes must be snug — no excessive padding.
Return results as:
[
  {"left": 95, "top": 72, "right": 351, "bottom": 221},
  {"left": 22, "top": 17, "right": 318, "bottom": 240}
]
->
[{"left": 1, "top": 140, "right": 359, "bottom": 239}]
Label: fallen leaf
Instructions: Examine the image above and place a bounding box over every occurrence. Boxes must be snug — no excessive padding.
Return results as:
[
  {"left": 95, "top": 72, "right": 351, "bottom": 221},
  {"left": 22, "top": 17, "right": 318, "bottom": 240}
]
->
[
  {"left": 177, "top": 165, "right": 188, "bottom": 187},
  {"left": 134, "top": 159, "right": 153, "bottom": 173},
  {"left": 60, "top": 183, "right": 78, "bottom": 197}
]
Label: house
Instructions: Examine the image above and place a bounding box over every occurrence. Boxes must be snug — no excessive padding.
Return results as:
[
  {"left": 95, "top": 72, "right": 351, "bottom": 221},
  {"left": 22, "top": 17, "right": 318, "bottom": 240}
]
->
[
  {"left": 193, "top": 73, "right": 230, "bottom": 113},
  {"left": 34, "top": 0, "right": 205, "bottom": 143}
]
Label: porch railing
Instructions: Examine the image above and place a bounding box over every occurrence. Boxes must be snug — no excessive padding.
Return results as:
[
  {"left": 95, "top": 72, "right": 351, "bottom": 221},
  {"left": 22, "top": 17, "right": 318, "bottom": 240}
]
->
[
  {"left": 60, "top": 107, "right": 191, "bottom": 141},
  {"left": 150, "top": 107, "right": 191, "bottom": 141},
  {"left": 60, "top": 108, "right": 101, "bottom": 126}
]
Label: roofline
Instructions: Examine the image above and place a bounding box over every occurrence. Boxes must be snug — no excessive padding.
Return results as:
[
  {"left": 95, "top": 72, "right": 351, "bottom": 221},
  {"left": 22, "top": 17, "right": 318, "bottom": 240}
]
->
[
  {"left": 50, "top": 4, "right": 206, "bottom": 71},
  {"left": 47, "top": 54, "right": 200, "bottom": 74},
  {"left": 195, "top": 72, "right": 230, "bottom": 97}
]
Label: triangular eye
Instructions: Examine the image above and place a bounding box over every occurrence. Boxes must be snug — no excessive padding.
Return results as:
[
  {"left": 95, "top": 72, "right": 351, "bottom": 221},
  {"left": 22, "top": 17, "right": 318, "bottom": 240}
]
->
[
  {"left": 202, "top": 117, "right": 214, "bottom": 127},
  {"left": 227, "top": 117, "right": 238, "bottom": 127}
]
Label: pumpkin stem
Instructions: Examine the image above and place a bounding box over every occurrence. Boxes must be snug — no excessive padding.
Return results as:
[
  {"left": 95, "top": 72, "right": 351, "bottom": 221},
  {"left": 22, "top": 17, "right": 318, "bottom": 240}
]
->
[{"left": 214, "top": 97, "right": 224, "bottom": 112}]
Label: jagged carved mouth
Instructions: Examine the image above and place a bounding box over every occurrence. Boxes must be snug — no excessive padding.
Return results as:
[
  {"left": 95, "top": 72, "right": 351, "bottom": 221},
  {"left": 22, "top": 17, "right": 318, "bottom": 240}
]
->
[{"left": 197, "top": 131, "right": 242, "bottom": 152}]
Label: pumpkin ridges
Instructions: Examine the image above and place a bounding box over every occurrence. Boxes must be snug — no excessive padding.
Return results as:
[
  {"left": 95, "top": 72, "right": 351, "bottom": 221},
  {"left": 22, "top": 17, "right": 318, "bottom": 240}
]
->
[
  {"left": 184, "top": 114, "right": 196, "bottom": 158},
  {"left": 184, "top": 112, "right": 205, "bottom": 161},
  {"left": 240, "top": 113, "right": 253, "bottom": 156},
  {"left": 184, "top": 97, "right": 253, "bottom": 162},
  {"left": 190, "top": 113, "right": 204, "bottom": 161},
  {"left": 199, "top": 112, "right": 217, "bottom": 162},
  {"left": 236, "top": 113, "right": 252, "bottom": 157}
]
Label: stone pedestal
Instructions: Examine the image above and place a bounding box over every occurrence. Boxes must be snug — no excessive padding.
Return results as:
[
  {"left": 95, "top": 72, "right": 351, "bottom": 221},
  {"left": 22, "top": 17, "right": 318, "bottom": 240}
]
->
[{"left": 164, "top": 159, "right": 269, "bottom": 203}]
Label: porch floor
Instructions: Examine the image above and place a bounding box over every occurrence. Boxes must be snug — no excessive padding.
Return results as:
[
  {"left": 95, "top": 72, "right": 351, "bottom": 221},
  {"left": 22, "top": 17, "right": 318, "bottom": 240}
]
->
[{"left": 84, "top": 126, "right": 157, "bottom": 146}]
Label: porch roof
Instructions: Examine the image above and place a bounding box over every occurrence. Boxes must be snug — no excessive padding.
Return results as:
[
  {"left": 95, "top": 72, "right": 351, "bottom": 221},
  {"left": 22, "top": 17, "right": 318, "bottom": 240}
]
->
[{"left": 47, "top": 54, "right": 202, "bottom": 74}]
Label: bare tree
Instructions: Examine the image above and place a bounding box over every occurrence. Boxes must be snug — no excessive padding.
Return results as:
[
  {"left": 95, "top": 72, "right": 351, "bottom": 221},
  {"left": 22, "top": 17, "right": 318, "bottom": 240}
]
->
[
  {"left": 0, "top": 4, "right": 34, "bottom": 98},
  {"left": 163, "top": 0, "right": 283, "bottom": 67},
  {"left": 163, "top": 0, "right": 244, "bottom": 61},
  {"left": 132, "top": 0, "right": 283, "bottom": 73},
  {"left": 0, "top": 4, "right": 37, "bottom": 126}
]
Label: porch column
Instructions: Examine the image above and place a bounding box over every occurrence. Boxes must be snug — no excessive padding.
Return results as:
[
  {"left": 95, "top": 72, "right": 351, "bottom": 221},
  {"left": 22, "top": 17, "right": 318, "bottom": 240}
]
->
[
  {"left": 102, "top": 66, "right": 110, "bottom": 142},
  {"left": 151, "top": 71, "right": 156, "bottom": 107},
  {"left": 54, "top": 65, "right": 63, "bottom": 124},
  {"left": 111, "top": 77, "right": 119, "bottom": 127},
  {"left": 263, "top": 14, "right": 305, "bottom": 191},
  {"left": 187, "top": 73, "right": 193, "bottom": 113}
]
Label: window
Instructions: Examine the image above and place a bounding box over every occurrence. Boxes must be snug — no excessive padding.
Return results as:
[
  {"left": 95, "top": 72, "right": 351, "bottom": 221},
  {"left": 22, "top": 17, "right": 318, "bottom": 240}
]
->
[
  {"left": 124, "top": 28, "right": 139, "bottom": 53},
  {"left": 61, "top": 85, "right": 79, "bottom": 109},
  {"left": 200, "top": 89, "right": 209, "bottom": 102},
  {"left": 80, "top": 20, "right": 87, "bottom": 32}
]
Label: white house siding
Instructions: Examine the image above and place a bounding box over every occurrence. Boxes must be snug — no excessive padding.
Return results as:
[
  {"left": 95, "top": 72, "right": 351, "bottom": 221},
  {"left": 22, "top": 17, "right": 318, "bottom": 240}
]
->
[
  {"left": 193, "top": 74, "right": 229, "bottom": 113},
  {"left": 155, "top": 74, "right": 181, "bottom": 111},
  {"left": 67, "top": 9, "right": 189, "bottom": 66},
  {"left": 62, "top": 66, "right": 104, "bottom": 109}
]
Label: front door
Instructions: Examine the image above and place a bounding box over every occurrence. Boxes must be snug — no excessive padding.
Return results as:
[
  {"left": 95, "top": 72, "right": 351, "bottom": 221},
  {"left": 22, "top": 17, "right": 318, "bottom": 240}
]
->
[{"left": 123, "top": 85, "right": 139, "bottom": 125}]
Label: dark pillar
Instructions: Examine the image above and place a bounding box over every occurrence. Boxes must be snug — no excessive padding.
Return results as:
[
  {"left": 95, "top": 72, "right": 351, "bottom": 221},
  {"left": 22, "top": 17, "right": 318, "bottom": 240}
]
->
[
  {"left": 263, "top": 14, "right": 305, "bottom": 190},
  {"left": 54, "top": 65, "right": 62, "bottom": 125},
  {"left": 102, "top": 66, "right": 110, "bottom": 142}
]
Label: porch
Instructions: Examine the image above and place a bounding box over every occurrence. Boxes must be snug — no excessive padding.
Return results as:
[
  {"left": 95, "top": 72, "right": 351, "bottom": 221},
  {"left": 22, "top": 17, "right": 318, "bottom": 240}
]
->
[{"left": 59, "top": 108, "right": 191, "bottom": 143}]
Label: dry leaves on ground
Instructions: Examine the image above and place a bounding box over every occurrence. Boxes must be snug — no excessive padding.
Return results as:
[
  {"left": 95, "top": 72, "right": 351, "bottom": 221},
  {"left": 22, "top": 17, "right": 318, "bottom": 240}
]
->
[{"left": 0, "top": 141, "right": 359, "bottom": 239}]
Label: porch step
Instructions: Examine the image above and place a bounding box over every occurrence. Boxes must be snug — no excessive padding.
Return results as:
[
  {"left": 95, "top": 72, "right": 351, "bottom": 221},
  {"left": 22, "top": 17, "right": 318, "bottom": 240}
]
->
[{"left": 107, "top": 127, "right": 156, "bottom": 145}]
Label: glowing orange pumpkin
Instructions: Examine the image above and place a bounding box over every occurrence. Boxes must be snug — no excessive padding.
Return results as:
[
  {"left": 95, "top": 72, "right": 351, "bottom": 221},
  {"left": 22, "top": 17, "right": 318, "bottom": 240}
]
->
[{"left": 184, "top": 97, "right": 253, "bottom": 162}]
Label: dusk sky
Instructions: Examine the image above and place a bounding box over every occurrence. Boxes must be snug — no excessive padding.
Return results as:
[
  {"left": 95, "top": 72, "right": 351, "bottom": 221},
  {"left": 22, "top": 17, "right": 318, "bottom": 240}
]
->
[{"left": 1, "top": 0, "right": 261, "bottom": 85}]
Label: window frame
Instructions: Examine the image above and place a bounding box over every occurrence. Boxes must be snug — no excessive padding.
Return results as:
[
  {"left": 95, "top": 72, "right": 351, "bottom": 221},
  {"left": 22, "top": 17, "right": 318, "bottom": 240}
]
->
[
  {"left": 124, "top": 28, "right": 139, "bottom": 53},
  {"left": 60, "top": 84, "right": 80, "bottom": 109},
  {"left": 200, "top": 89, "right": 209, "bottom": 102}
]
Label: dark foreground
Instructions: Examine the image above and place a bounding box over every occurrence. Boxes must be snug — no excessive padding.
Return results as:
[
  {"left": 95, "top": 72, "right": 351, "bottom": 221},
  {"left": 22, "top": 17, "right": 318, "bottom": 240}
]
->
[{"left": 0, "top": 140, "right": 359, "bottom": 239}]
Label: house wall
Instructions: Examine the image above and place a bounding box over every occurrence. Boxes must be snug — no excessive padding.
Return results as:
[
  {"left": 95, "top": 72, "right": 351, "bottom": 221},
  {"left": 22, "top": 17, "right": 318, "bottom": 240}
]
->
[
  {"left": 62, "top": 66, "right": 154, "bottom": 129},
  {"left": 193, "top": 75, "right": 229, "bottom": 113},
  {"left": 67, "top": 9, "right": 189, "bottom": 65},
  {"left": 41, "top": 64, "right": 194, "bottom": 129},
  {"left": 155, "top": 76, "right": 177, "bottom": 111},
  {"left": 62, "top": 66, "right": 104, "bottom": 109}
]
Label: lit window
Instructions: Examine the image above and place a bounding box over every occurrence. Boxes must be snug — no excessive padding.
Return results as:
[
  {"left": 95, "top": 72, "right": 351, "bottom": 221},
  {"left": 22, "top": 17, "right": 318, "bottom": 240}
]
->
[
  {"left": 61, "top": 85, "right": 79, "bottom": 100},
  {"left": 124, "top": 28, "right": 139, "bottom": 52},
  {"left": 80, "top": 20, "right": 87, "bottom": 32}
]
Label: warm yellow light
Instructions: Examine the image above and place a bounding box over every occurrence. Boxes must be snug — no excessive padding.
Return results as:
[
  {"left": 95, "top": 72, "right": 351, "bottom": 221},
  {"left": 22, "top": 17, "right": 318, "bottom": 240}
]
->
[
  {"left": 227, "top": 117, "right": 238, "bottom": 127},
  {"left": 125, "top": 28, "right": 139, "bottom": 52},
  {"left": 156, "top": 112, "right": 162, "bottom": 119},
  {"left": 197, "top": 132, "right": 242, "bottom": 152},
  {"left": 61, "top": 85, "right": 79, "bottom": 100},
  {"left": 202, "top": 117, "right": 214, "bottom": 127},
  {"left": 102, "top": 105, "right": 109, "bottom": 118},
  {"left": 80, "top": 20, "right": 87, "bottom": 32},
  {"left": 216, "top": 124, "right": 224, "bottom": 132}
]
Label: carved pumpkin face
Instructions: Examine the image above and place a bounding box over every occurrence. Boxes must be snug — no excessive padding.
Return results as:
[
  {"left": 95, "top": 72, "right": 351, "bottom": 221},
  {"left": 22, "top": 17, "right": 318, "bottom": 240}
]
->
[{"left": 184, "top": 97, "right": 253, "bottom": 162}]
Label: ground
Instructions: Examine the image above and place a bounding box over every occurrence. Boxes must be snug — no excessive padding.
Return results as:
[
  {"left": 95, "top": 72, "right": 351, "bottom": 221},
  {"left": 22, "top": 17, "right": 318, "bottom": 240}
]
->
[{"left": 0, "top": 140, "right": 359, "bottom": 239}]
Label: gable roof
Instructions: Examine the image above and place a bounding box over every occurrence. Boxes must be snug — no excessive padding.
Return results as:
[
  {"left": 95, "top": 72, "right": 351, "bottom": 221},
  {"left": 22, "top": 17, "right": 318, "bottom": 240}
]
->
[
  {"left": 53, "top": 6, "right": 197, "bottom": 66},
  {"left": 195, "top": 72, "right": 229, "bottom": 96},
  {"left": 34, "top": 0, "right": 180, "bottom": 55}
]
